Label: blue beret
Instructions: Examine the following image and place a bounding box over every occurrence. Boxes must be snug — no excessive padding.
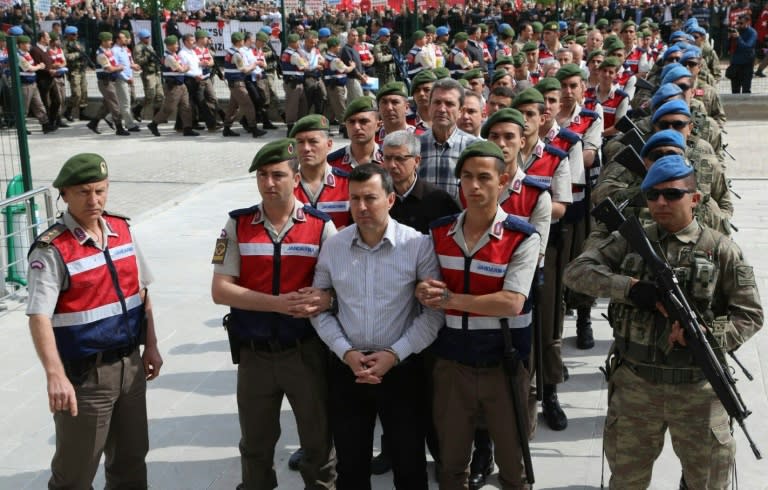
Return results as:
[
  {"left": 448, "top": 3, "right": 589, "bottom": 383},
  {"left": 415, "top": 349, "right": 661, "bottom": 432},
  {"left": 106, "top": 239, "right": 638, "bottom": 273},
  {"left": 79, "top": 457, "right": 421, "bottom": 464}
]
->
[
  {"left": 9, "top": 26, "right": 23, "bottom": 35},
  {"left": 661, "top": 65, "right": 692, "bottom": 85},
  {"left": 559, "top": 21, "right": 568, "bottom": 31},
  {"left": 436, "top": 26, "right": 449, "bottom": 36},
  {"left": 377, "top": 27, "right": 390, "bottom": 37},
  {"left": 498, "top": 23, "right": 512, "bottom": 34},
  {"left": 650, "top": 83, "right": 684, "bottom": 111},
  {"left": 318, "top": 27, "right": 331, "bottom": 37},
  {"left": 690, "top": 26, "right": 707, "bottom": 36},
  {"left": 138, "top": 29, "right": 150, "bottom": 39},
  {"left": 662, "top": 45, "right": 682, "bottom": 61},
  {"left": 680, "top": 46, "right": 702, "bottom": 63},
  {"left": 683, "top": 18, "right": 699, "bottom": 32},
  {"left": 652, "top": 99, "right": 691, "bottom": 124},
  {"left": 261, "top": 26, "right": 272, "bottom": 34},
  {"left": 640, "top": 129, "right": 686, "bottom": 158},
  {"left": 660, "top": 62, "right": 679, "bottom": 80},
  {"left": 64, "top": 26, "right": 78, "bottom": 35},
  {"left": 641, "top": 155, "right": 694, "bottom": 191},
  {"left": 669, "top": 30, "right": 688, "bottom": 42}
]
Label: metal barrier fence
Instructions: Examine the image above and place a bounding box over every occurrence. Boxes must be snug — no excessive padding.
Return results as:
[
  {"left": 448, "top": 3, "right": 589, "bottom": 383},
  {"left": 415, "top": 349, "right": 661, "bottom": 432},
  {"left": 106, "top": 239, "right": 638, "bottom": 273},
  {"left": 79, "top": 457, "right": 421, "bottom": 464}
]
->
[{"left": 0, "top": 187, "right": 55, "bottom": 309}]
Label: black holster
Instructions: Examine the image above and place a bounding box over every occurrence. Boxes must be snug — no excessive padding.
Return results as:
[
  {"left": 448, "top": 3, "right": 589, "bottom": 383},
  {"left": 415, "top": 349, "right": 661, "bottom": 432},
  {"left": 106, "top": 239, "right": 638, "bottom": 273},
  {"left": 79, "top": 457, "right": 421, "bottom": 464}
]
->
[{"left": 223, "top": 313, "right": 241, "bottom": 364}]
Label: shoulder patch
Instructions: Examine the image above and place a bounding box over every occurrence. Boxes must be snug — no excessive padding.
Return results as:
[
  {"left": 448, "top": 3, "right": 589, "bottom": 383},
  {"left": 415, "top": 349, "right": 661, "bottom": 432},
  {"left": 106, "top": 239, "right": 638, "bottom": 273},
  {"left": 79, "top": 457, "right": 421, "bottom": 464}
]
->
[
  {"left": 522, "top": 176, "right": 550, "bottom": 191},
  {"left": 615, "top": 88, "right": 629, "bottom": 99},
  {"left": 228, "top": 204, "right": 260, "bottom": 218},
  {"left": 579, "top": 108, "right": 601, "bottom": 120},
  {"left": 303, "top": 204, "right": 332, "bottom": 222},
  {"left": 503, "top": 215, "right": 537, "bottom": 236},
  {"left": 557, "top": 128, "right": 581, "bottom": 144},
  {"left": 543, "top": 144, "right": 568, "bottom": 159},
  {"left": 429, "top": 213, "right": 460, "bottom": 230},
  {"left": 330, "top": 166, "right": 351, "bottom": 178},
  {"left": 29, "top": 222, "right": 67, "bottom": 256},
  {"left": 736, "top": 265, "right": 756, "bottom": 287}
]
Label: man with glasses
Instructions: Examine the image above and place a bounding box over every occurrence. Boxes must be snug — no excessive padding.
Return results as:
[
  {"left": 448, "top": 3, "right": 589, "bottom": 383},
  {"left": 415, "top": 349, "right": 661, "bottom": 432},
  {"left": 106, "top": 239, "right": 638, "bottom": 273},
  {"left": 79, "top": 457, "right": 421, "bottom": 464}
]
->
[
  {"left": 689, "top": 25, "right": 721, "bottom": 83},
  {"left": 565, "top": 153, "right": 762, "bottom": 490},
  {"left": 728, "top": 14, "right": 757, "bottom": 94},
  {"left": 681, "top": 47, "right": 726, "bottom": 128}
]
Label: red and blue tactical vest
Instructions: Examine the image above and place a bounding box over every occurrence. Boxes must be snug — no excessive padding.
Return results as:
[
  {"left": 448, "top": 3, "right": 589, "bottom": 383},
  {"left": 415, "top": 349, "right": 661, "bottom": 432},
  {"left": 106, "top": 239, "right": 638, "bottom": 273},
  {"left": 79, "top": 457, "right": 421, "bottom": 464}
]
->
[{"left": 294, "top": 167, "right": 352, "bottom": 228}]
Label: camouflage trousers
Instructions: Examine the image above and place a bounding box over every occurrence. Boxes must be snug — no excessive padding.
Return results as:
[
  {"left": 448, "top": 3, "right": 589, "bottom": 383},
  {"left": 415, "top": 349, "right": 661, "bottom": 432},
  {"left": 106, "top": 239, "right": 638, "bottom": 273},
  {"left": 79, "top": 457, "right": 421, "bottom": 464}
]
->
[{"left": 604, "top": 364, "right": 735, "bottom": 490}]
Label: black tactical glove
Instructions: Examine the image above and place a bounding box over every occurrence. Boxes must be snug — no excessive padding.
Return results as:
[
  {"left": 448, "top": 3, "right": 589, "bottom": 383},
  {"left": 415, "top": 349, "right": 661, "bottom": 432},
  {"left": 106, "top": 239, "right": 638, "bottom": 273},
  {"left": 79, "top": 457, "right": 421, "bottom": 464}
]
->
[{"left": 628, "top": 280, "right": 660, "bottom": 311}]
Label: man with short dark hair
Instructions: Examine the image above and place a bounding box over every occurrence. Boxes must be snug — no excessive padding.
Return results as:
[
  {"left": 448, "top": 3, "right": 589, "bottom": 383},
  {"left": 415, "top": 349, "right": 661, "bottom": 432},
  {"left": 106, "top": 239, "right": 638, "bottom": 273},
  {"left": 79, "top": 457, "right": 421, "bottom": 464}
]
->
[
  {"left": 728, "top": 14, "right": 757, "bottom": 94},
  {"left": 312, "top": 163, "right": 443, "bottom": 490}
]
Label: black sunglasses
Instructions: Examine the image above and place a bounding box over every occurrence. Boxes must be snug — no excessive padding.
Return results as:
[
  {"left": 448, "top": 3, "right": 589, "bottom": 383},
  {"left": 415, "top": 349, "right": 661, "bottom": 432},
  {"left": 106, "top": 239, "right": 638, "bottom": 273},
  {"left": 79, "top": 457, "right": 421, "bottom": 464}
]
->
[
  {"left": 646, "top": 149, "right": 681, "bottom": 161},
  {"left": 684, "top": 61, "right": 700, "bottom": 68},
  {"left": 644, "top": 188, "right": 694, "bottom": 201},
  {"left": 656, "top": 119, "right": 690, "bottom": 130}
]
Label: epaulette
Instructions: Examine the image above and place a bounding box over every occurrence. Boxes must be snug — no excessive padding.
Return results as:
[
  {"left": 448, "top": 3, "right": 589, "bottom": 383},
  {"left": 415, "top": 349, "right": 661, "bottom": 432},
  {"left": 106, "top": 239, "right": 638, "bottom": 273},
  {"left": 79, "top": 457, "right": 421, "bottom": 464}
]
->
[
  {"left": 429, "top": 213, "right": 460, "bottom": 230},
  {"left": 327, "top": 147, "right": 345, "bottom": 162},
  {"left": 615, "top": 88, "right": 629, "bottom": 99},
  {"left": 29, "top": 222, "right": 67, "bottom": 255},
  {"left": 229, "top": 205, "right": 260, "bottom": 218},
  {"left": 522, "top": 175, "right": 550, "bottom": 191},
  {"left": 579, "top": 108, "right": 601, "bottom": 120},
  {"left": 503, "top": 215, "right": 537, "bottom": 236},
  {"left": 302, "top": 204, "right": 332, "bottom": 222},
  {"left": 556, "top": 127, "right": 581, "bottom": 144},
  {"left": 102, "top": 210, "right": 131, "bottom": 221},
  {"left": 330, "top": 166, "right": 350, "bottom": 178},
  {"left": 543, "top": 143, "right": 568, "bottom": 159}
]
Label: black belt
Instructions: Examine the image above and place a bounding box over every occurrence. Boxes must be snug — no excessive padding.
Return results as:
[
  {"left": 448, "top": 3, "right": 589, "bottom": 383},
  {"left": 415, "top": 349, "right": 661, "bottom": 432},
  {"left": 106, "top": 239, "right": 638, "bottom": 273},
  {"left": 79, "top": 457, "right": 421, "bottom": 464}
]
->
[
  {"left": 245, "top": 335, "right": 316, "bottom": 353},
  {"left": 622, "top": 358, "right": 704, "bottom": 384}
]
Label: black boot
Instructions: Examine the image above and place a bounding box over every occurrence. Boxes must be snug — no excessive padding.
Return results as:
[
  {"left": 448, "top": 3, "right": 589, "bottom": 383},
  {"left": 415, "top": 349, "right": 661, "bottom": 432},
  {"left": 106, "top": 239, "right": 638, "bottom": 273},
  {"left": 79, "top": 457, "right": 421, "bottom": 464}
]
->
[
  {"left": 183, "top": 128, "right": 200, "bottom": 137},
  {"left": 252, "top": 127, "right": 267, "bottom": 138},
  {"left": 42, "top": 122, "right": 58, "bottom": 134},
  {"left": 576, "top": 306, "right": 595, "bottom": 349},
  {"left": 542, "top": 384, "right": 568, "bottom": 431},
  {"left": 86, "top": 119, "right": 101, "bottom": 134},
  {"left": 288, "top": 448, "right": 303, "bottom": 471},
  {"left": 262, "top": 114, "right": 277, "bottom": 129},
  {"left": 104, "top": 118, "right": 115, "bottom": 130},
  {"left": 223, "top": 126, "right": 240, "bottom": 137},
  {"left": 63, "top": 108, "right": 74, "bottom": 122},
  {"left": 240, "top": 116, "right": 251, "bottom": 132},
  {"left": 147, "top": 122, "right": 160, "bottom": 137},
  {"left": 371, "top": 434, "right": 392, "bottom": 475},
  {"left": 115, "top": 122, "right": 130, "bottom": 136},
  {"left": 468, "top": 429, "right": 493, "bottom": 489},
  {"left": 132, "top": 104, "right": 143, "bottom": 122},
  {"left": 57, "top": 119, "right": 70, "bottom": 128}
]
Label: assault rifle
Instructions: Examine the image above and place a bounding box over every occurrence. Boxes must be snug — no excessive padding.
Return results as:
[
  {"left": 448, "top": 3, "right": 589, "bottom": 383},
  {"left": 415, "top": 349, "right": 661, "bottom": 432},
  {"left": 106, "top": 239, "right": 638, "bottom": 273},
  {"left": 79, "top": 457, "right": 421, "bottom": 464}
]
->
[{"left": 591, "top": 198, "right": 762, "bottom": 460}]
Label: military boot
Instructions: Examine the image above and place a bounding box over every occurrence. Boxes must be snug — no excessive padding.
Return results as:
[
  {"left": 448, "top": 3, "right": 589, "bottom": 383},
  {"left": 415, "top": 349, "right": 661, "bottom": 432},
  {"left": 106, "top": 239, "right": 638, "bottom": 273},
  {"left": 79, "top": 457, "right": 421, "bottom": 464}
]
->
[
  {"left": 86, "top": 119, "right": 101, "bottom": 134},
  {"left": 115, "top": 122, "right": 130, "bottom": 136},
  {"left": 262, "top": 113, "right": 277, "bottom": 129},
  {"left": 147, "top": 122, "right": 160, "bottom": 137},
  {"left": 468, "top": 429, "right": 494, "bottom": 489},
  {"left": 223, "top": 126, "right": 240, "bottom": 137},
  {"left": 542, "top": 384, "right": 568, "bottom": 431},
  {"left": 576, "top": 306, "right": 595, "bottom": 349}
]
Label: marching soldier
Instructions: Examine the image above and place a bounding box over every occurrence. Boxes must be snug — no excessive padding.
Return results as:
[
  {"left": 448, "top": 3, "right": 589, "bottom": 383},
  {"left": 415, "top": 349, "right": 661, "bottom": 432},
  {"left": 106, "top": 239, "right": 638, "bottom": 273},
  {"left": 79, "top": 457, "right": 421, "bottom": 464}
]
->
[
  {"left": 372, "top": 28, "right": 397, "bottom": 85},
  {"left": 63, "top": 26, "right": 88, "bottom": 121},
  {"left": 323, "top": 37, "right": 355, "bottom": 129},
  {"left": 447, "top": 33, "right": 474, "bottom": 79},
  {"left": 87, "top": 32, "right": 129, "bottom": 136},
  {"left": 17, "top": 35, "right": 55, "bottom": 133},
  {"left": 133, "top": 30, "right": 164, "bottom": 121},
  {"left": 253, "top": 32, "right": 278, "bottom": 130},
  {"left": 281, "top": 33, "right": 310, "bottom": 136},
  {"left": 146, "top": 36, "right": 198, "bottom": 137},
  {"left": 221, "top": 32, "right": 261, "bottom": 138}
]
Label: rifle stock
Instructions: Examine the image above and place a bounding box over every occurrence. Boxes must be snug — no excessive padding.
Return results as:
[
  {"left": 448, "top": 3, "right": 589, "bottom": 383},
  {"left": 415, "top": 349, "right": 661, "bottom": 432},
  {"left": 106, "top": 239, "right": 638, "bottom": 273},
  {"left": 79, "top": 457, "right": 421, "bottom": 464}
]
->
[{"left": 591, "top": 198, "right": 762, "bottom": 460}]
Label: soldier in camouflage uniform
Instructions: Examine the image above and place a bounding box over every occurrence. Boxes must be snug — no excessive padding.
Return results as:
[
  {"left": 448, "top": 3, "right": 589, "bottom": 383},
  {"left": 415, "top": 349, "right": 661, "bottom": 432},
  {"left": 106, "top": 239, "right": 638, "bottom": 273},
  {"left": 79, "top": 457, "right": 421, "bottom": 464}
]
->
[
  {"left": 261, "top": 28, "right": 282, "bottom": 122},
  {"left": 63, "top": 26, "right": 88, "bottom": 121},
  {"left": 372, "top": 28, "right": 397, "bottom": 85},
  {"left": 133, "top": 30, "right": 164, "bottom": 121},
  {"left": 566, "top": 154, "right": 762, "bottom": 490},
  {"left": 681, "top": 47, "right": 726, "bottom": 128}
]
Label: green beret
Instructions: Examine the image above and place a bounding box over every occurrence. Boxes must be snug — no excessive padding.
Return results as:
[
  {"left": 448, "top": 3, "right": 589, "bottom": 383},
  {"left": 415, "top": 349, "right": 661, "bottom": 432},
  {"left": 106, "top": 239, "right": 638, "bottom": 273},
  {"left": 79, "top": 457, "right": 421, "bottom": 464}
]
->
[
  {"left": 458, "top": 79, "right": 469, "bottom": 89},
  {"left": 555, "top": 63, "right": 586, "bottom": 81},
  {"left": 650, "top": 22, "right": 660, "bottom": 31},
  {"left": 599, "top": 56, "right": 622, "bottom": 69},
  {"left": 575, "top": 35, "right": 587, "bottom": 45},
  {"left": 195, "top": 29, "right": 209, "bottom": 39},
  {"left": 563, "top": 35, "right": 575, "bottom": 44},
  {"left": 502, "top": 28, "right": 515, "bottom": 38},
  {"left": 603, "top": 36, "right": 625, "bottom": 53},
  {"left": 532, "top": 21, "right": 543, "bottom": 33},
  {"left": 425, "top": 25, "right": 436, "bottom": 34},
  {"left": 432, "top": 67, "right": 451, "bottom": 79},
  {"left": 256, "top": 32, "right": 269, "bottom": 42},
  {"left": 231, "top": 32, "right": 244, "bottom": 43},
  {"left": 343, "top": 96, "right": 377, "bottom": 121},
  {"left": 534, "top": 77, "right": 561, "bottom": 94},
  {"left": 522, "top": 41, "right": 538, "bottom": 53},
  {"left": 120, "top": 30, "right": 131, "bottom": 39},
  {"left": 306, "top": 30, "right": 319, "bottom": 39},
  {"left": 512, "top": 53, "right": 525, "bottom": 67},
  {"left": 413, "top": 30, "right": 426, "bottom": 40},
  {"left": 249, "top": 139, "right": 298, "bottom": 173},
  {"left": 410, "top": 70, "right": 437, "bottom": 94},
  {"left": 356, "top": 27, "right": 366, "bottom": 35},
  {"left": 287, "top": 33, "right": 300, "bottom": 43},
  {"left": 0, "top": 32, "right": 6, "bottom": 41},
  {"left": 495, "top": 56, "right": 513, "bottom": 68},
  {"left": 587, "top": 49, "right": 605, "bottom": 62},
  {"left": 53, "top": 153, "right": 109, "bottom": 189},
  {"left": 478, "top": 23, "right": 488, "bottom": 31},
  {"left": 164, "top": 35, "right": 178, "bottom": 45},
  {"left": 544, "top": 21, "right": 559, "bottom": 32},
  {"left": 376, "top": 81, "right": 408, "bottom": 101},
  {"left": 289, "top": 114, "right": 330, "bottom": 137},
  {"left": 639, "top": 30, "right": 651, "bottom": 39},
  {"left": 621, "top": 20, "right": 637, "bottom": 32},
  {"left": 512, "top": 87, "right": 545, "bottom": 108},
  {"left": 454, "top": 141, "right": 505, "bottom": 178},
  {"left": 98, "top": 32, "right": 113, "bottom": 42},
  {"left": 49, "top": 32, "right": 59, "bottom": 41},
  {"left": 596, "top": 18, "right": 609, "bottom": 28},
  {"left": 327, "top": 36, "right": 340, "bottom": 48},
  {"left": 17, "top": 34, "right": 30, "bottom": 43},
  {"left": 454, "top": 32, "right": 469, "bottom": 42},
  {"left": 492, "top": 69, "right": 511, "bottom": 84},
  {"left": 462, "top": 69, "right": 484, "bottom": 81},
  {"left": 480, "top": 108, "right": 525, "bottom": 139}
]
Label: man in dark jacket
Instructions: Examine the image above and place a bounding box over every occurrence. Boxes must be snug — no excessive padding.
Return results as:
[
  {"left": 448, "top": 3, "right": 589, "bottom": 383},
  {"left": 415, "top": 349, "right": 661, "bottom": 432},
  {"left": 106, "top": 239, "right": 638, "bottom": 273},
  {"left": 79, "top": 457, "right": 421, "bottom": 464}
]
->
[{"left": 728, "top": 14, "right": 757, "bottom": 93}]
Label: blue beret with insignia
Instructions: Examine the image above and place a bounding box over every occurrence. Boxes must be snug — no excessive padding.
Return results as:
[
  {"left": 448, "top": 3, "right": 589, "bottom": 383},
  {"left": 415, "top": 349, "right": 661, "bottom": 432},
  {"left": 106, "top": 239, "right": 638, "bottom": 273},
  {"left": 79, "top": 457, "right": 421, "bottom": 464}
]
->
[{"left": 641, "top": 155, "right": 694, "bottom": 191}]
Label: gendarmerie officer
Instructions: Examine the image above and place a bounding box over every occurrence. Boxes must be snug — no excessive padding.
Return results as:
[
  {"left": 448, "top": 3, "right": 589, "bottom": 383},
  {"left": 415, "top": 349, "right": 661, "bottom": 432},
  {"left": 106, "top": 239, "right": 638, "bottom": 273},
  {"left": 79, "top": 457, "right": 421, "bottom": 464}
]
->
[
  {"left": 211, "top": 139, "right": 337, "bottom": 490},
  {"left": 26, "top": 153, "right": 162, "bottom": 489}
]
